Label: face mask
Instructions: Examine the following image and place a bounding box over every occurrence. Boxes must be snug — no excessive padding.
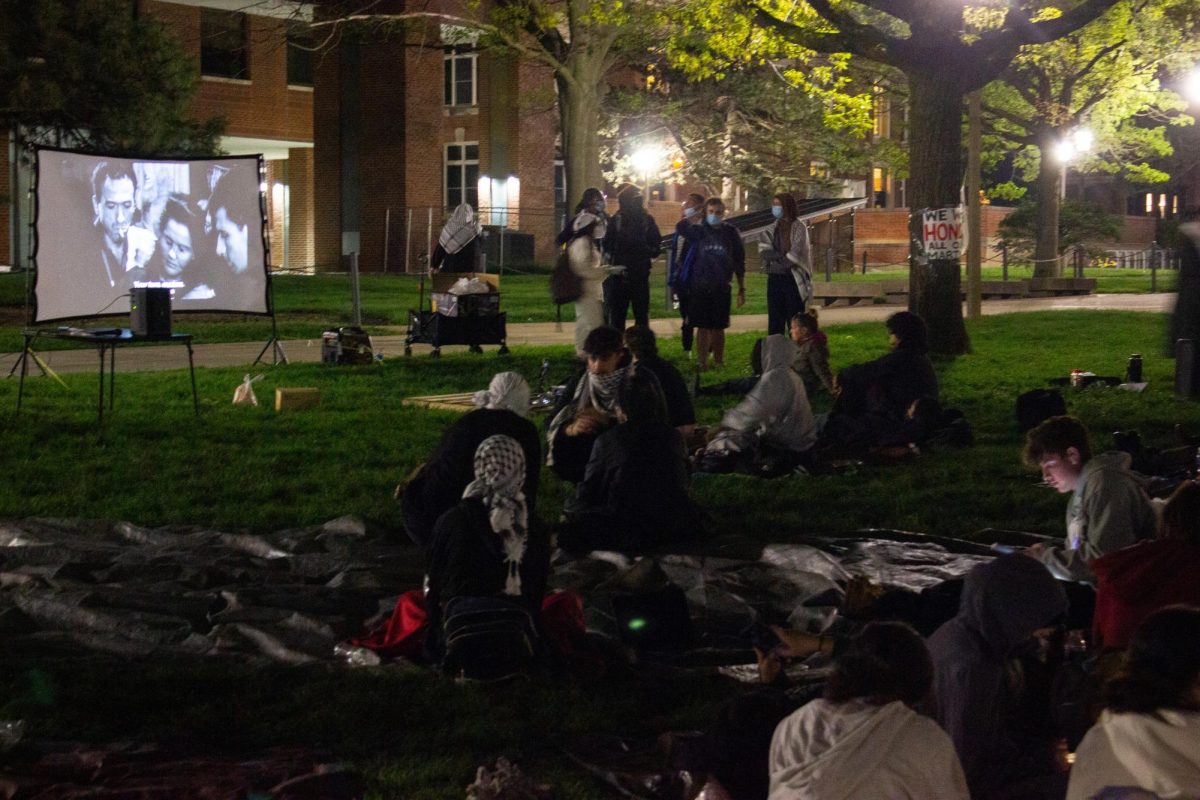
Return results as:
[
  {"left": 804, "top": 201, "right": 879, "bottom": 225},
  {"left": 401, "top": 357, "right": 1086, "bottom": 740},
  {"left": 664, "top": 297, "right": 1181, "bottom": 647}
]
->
[
  {"left": 706, "top": 213, "right": 721, "bottom": 226},
  {"left": 771, "top": 205, "right": 783, "bottom": 219},
  {"left": 683, "top": 206, "right": 697, "bottom": 218}
]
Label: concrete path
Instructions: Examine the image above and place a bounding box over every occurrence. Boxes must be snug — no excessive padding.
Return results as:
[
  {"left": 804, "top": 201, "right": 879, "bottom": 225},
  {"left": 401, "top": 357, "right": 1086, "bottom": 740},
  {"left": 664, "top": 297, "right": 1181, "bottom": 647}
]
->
[{"left": 0, "top": 293, "right": 1176, "bottom": 377}]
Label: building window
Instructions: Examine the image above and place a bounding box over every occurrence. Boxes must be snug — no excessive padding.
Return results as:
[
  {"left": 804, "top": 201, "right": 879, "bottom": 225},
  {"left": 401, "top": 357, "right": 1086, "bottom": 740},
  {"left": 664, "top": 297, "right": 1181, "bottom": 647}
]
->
[
  {"left": 287, "top": 20, "right": 313, "bottom": 86},
  {"left": 553, "top": 160, "right": 566, "bottom": 205},
  {"left": 445, "top": 143, "right": 480, "bottom": 209},
  {"left": 444, "top": 46, "right": 477, "bottom": 107},
  {"left": 201, "top": 9, "right": 248, "bottom": 80}
]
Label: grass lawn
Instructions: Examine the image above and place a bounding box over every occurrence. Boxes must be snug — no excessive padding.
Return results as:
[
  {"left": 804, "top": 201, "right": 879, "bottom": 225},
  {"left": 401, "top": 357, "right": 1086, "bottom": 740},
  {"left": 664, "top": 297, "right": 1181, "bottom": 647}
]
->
[
  {"left": 2, "top": 309, "right": 1198, "bottom": 797},
  {"left": 0, "top": 262, "right": 1175, "bottom": 353}
]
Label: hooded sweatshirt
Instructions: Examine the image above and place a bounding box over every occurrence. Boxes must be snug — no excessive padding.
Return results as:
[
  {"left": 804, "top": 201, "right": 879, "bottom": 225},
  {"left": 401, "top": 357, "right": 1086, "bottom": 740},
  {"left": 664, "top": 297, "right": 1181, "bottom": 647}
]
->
[
  {"left": 768, "top": 698, "right": 968, "bottom": 800},
  {"left": 1040, "top": 451, "right": 1156, "bottom": 584},
  {"left": 1067, "top": 708, "right": 1200, "bottom": 800},
  {"left": 722, "top": 335, "right": 816, "bottom": 453},
  {"left": 927, "top": 553, "right": 1069, "bottom": 797}
]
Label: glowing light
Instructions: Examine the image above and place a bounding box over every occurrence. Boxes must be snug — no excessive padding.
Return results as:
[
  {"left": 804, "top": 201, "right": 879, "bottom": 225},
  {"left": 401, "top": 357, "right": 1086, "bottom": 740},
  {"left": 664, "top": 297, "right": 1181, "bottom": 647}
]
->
[
  {"left": 1184, "top": 69, "right": 1200, "bottom": 103},
  {"left": 630, "top": 146, "right": 664, "bottom": 176},
  {"left": 1053, "top": 140, "right": 1077, "bottom": 163},
  {"left": 627, "top": 617, "right": 648, "bottom": 631},
  {"left": 1072, "top": 128, "right": 1094, "bottom": 152}
]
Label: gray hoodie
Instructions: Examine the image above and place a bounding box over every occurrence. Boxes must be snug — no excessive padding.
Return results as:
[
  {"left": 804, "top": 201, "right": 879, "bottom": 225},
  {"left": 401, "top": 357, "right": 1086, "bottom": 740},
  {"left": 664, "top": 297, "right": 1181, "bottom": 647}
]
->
[
  {"left": 721, "top": 335, "right": 816, "bottom": 453},
  {"left": 1041, "top": 451, "right": 1156, "bottom": 583}
]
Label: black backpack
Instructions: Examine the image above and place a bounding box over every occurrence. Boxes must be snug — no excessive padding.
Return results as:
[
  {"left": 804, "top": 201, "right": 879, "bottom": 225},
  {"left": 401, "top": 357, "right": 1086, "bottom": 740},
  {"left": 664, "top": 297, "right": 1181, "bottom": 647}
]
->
[
  {"left": 1016, "top": 389, "right": 1067, "bottom": 432},
  {"left": 441, "top": 595, "right": 537, "bottom": 682}
]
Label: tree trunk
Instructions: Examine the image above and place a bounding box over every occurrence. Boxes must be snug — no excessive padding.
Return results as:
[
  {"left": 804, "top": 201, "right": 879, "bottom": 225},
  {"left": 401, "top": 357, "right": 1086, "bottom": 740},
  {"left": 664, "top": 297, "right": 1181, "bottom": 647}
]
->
[
  {"left": 905, "top": 67, "right": 970, "bottom": 355},
  {"left": 1033, "top": 147, "right": 1063, "bottom": 278},
  {"left": 558, "top": 71, "right": 603, "bottom": 210}
]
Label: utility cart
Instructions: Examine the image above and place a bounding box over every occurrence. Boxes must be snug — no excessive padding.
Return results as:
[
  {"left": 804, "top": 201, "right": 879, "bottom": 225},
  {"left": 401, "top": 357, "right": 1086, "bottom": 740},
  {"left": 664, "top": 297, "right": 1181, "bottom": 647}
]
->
[{"left": 404, "top": 271, "right": 509, "bottom": 357}]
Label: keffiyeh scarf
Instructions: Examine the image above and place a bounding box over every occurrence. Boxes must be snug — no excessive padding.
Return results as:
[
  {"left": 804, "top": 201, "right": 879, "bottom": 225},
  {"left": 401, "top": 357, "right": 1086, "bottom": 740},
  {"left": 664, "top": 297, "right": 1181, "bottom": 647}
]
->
[{"left": 461, "top": 435, "right": 529, "bottom": 596}]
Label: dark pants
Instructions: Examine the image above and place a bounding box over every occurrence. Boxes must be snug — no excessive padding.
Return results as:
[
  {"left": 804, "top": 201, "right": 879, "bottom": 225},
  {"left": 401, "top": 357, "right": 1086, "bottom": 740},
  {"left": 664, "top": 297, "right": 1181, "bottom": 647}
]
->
[
  {"left": 766, "top": 272, "right": 805, "bottom": 336},
  {"left": 676, "top": 290, "right": 694, "bottom": 352},
  {"left": 604, "top": 270, "right": 650, "bottom": 330}
]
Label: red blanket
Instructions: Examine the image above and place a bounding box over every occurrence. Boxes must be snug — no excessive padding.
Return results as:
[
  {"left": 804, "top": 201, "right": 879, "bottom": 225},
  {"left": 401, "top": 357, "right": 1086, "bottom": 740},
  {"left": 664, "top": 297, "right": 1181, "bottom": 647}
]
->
[{"left": 1092, "top": 539, "right": 1200, "bottom": 649}]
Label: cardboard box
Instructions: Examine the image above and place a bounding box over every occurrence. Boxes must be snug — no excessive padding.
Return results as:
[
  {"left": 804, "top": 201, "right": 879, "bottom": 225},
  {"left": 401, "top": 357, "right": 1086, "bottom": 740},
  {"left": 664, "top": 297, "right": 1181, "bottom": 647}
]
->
[{"left": 275, "top": 387, "right": 321, "bottom": 411}]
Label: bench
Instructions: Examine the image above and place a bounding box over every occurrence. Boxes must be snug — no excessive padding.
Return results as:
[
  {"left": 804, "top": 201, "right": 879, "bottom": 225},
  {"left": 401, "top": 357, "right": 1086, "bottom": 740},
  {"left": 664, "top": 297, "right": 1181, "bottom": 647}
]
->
[{"left": 1028, "top": 277, "right": 1097, "bottom": 296}]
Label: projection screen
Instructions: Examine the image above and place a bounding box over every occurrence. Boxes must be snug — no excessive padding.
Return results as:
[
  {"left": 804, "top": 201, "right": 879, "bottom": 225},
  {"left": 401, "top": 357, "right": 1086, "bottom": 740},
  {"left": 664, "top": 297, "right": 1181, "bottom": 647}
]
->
[{"left": 33, "top": 148, "right": 270, "bottom": 322}]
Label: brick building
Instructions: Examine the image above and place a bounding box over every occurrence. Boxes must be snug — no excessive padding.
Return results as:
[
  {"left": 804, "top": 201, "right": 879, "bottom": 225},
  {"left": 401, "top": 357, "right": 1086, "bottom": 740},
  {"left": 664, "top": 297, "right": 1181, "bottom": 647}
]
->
[
  {"left": 310, "top": 1, "right": 561, "bottom": 272},
  {"left": 2, "top": 0, "right": 314, "bottom": 272}
]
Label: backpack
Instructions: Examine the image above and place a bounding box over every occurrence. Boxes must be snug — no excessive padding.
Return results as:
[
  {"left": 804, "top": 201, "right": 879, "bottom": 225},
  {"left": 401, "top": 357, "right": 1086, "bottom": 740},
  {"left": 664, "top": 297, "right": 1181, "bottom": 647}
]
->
[
  {"left": 441, "top": 595, "right": 538, "bottom": 682},
  {"left": 1015, "top": 388, "right": 1067, "bottom": 432},
  {"left": 549, "top": 246, "right": 583, "bottom": 305}
]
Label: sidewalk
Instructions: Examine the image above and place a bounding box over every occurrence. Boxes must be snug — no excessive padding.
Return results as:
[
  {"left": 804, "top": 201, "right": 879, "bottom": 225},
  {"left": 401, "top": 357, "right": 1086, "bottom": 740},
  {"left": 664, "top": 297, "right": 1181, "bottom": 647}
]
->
[{"left": 0, "top": 293, "right": 1176, "bottom": 376}]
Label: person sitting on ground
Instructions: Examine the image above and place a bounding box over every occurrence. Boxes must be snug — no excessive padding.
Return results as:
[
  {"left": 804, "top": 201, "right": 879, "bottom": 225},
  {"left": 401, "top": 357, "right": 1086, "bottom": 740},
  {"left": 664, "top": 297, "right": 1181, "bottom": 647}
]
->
[
  {"left": 789, "top": 310, "right": 834, "bottom": 397},
  {"left": 424, "top": 434, "right": 551, "bottom": 662},
  {"left": 622, "top": 325, "right": 695, "bottom": 438},
  {"left": 822, "top": 310, "right": 940, "bottom": 451},
  {"left": 699, "top": 334, "right": 816, "bottom": 477},
  {"left": 560, "top": 367, "right": 704, "bottom": 552},
  {"left": 399, "top": 372, "right": 540, "bottom": 549},
  {"left": 769, "top": 621, "right": 969, "bottom": 800},
  {"left": 1023, "top": 415, "right": 1157, "bottom": 585},
  {"left": 1091, "top": 480, "right": 1200, "bottom": 650},
  {"left": 927, "top": 553, "right": 1069, "bottom": 799},
  {"left": 1066, "top": 605, "right": 1200, "bottom": 800},
  {"left": 430, "top": 203, "right": 483, "bottom": 272},
  {"left": 547, "top": 326, "right": 629, "bottom": 483}
]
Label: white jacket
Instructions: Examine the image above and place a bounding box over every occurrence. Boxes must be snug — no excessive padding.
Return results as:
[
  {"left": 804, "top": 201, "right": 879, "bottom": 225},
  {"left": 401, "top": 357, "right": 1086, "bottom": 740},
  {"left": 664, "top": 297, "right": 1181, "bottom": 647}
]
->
[
  {"left": 568, "top": 212, "right": 608, "bottom": 301},
  {"left": 769, "top": 699, "right": 968, "bottom": 800},
  {"left": 1067, "top": 709, "right": 1200, "bottom": 800}
]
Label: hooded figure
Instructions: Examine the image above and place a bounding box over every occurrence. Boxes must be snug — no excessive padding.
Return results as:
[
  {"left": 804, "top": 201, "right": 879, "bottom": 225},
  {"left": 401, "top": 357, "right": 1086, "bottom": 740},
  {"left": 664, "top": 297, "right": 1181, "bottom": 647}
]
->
[
  {"left": 927, "top": 554, "right": 1069, "bottom": 797},
  {"left": 1168, "top": 215, "right": 1200, "bottom": 359},
  {"left": 430, "top": 203, "right": 482, "bottom": 272},
  {"left": 400, "top": 372, "right": 540, "bottom": 549},
  {"left": 719, "top": 334, "right": 816, "bottom": 455},
  {"left": 566, "top": 204, "right": 610, "bottom": 357}
]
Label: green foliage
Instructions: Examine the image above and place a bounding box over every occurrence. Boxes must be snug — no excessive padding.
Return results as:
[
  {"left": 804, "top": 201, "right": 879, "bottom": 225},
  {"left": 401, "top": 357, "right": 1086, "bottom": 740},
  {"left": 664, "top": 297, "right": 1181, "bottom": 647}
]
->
[
  {"left": 998, "top": 200, "right": 1121, "bottom": 256},
  {"left": 981, "top": 0, "right": 1198, "bottom": 192},
  {"left": 0, "top": 0, "right": 224, "bottom": 156},
  {"left": 987, "top": 181, "right": 1028, "bottom": 203}
]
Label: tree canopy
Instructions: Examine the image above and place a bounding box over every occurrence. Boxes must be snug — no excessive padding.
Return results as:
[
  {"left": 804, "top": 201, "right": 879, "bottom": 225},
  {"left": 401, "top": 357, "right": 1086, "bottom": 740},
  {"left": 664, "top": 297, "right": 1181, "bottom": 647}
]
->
[{"left": 0, "top": 0, "right": 224, "bottom": 156}]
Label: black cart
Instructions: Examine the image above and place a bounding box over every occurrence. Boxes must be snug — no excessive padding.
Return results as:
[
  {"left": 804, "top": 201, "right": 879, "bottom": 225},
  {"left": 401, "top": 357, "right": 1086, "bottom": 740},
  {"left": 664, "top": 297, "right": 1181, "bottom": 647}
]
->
[{"left": 405, "top": 271, "right": 509, "bottom": 357}]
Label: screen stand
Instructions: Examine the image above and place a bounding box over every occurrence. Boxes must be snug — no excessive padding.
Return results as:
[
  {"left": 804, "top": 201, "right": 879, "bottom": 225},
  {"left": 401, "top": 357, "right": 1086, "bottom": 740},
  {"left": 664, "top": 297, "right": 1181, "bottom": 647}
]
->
[
  {"left": 8, "top": 344, "right": 70, "bottom": 389},
  {"left": 252, "top": 313, "right": 287, "bottom": 366}
]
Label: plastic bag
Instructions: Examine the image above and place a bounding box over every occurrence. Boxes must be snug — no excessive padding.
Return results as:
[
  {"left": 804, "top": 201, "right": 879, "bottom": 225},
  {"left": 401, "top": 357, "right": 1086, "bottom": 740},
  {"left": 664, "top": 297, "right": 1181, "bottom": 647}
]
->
[
  {"left": 448, "top": 277, "right": 492, "bottom": 295},
  {"left": 233, "top": 374, "right": 264, "bottom": 406}
]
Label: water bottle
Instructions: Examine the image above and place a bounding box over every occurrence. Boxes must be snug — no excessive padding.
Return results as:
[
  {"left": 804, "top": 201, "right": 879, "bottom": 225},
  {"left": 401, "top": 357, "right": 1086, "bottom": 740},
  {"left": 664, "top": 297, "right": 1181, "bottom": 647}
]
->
[{"left": 1126, "top": 354, "right": 1143, "bottom": 383}]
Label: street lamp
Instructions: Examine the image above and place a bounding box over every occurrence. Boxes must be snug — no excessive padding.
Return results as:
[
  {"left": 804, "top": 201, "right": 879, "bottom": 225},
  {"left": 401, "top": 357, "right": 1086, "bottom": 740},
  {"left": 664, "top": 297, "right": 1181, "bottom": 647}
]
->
[
  {"left": 631, "top": 145, "right": 664, "bottom": 197},
  {"left": 1054, "top": 127, "right": 1093, "bottom": 198},
  {"left": 1183, "top": 68, "right": 1200, "bottom": 104}
]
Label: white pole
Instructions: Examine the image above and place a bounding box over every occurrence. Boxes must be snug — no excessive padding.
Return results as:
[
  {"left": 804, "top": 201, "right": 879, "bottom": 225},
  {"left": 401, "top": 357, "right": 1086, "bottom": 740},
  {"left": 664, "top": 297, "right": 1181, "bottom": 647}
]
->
[
  {"left": 427, "top": 207, "right": 433, "bottom": 271},
  {"left": 383, "top": 207, "right": 391, "bottom": 273},
  {"left": 405, "top": 208, "right": 413, "bottom": 274}
]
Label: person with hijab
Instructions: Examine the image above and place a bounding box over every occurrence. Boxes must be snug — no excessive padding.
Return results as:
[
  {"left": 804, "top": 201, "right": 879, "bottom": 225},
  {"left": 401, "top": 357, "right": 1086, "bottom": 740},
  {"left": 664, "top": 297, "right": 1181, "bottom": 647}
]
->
[
  {"left": 430, "top": 203, "right": 483, "bottom": 272},
  {"left": 560, "top": 188, "right": 612, "bottom": 357},
  {"left": 928, "top": 554, "right": 1069, "bottom": 798},
  {"left": 399, "top": 372, "right": 540, "bottom": 549},
  {"left": 547, "top": 325, "right": 628, "bottom": 483},
  {"left": 756, "top": 193, "right": 812, "bottom": 336},
  {"left": 699, "top": 334, "right": 817, "bottom": 476},
  {"left": 1067, "top": 606, "right": 1200, "bottom": 800},
  {"left": 769, "top": 621, "right": 969, "bottom": 800},
  {"left": 602, "top": 186, "right": 662, "bottom": 330},
  {"left": 561, "top": 366, "right": 703, "bottom": 552},
  {"left": 424, "top": 434, "right": 551, "bottom": 663}
]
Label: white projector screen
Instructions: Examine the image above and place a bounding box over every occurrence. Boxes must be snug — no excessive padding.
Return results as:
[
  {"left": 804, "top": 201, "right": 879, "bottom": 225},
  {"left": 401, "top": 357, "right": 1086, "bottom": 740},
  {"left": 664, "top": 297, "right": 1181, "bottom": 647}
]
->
[{"left": 33, "top": 148, "right": 270, "bottom": 322}]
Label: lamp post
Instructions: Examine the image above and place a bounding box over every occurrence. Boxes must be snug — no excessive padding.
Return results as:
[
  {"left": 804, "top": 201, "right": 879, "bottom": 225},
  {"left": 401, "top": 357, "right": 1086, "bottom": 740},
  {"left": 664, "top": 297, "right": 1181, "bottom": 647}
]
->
[{"left": 1054, "top": 127, "right": 1093, "bottom": 199}]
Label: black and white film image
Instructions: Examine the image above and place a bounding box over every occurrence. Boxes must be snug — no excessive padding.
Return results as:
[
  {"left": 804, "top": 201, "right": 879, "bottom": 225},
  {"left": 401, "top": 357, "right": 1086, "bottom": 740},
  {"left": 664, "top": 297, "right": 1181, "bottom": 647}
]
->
[{"left": 34, "top": 149, "right": 269, "bottom": 322}]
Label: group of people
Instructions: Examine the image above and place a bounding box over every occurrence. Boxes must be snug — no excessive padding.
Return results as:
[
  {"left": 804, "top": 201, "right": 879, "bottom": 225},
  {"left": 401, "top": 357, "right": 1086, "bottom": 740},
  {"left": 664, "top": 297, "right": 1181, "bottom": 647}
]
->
[{"left": 88, "top": 159, "right": 256, "bottom": 309}]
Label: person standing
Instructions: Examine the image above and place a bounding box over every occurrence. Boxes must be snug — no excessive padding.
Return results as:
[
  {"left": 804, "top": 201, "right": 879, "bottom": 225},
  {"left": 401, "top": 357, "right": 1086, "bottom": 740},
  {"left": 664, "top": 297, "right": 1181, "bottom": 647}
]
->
[
  {"left": 1170, "top": 209, "right": 1200, "bottom": 387},
  {"left": 602, "top": 187, "right": 661, "bottom": 330},
  {"left": 668, "top": 193, "right": 706, "bottom": 354},
  {"left": 563, "top": 188, "right": 610, "bottom": 358},
  {"left": 757, "top": 194, "right": 812, "bottom": 336},
  {"left": 677, "top": 197, "right": 745, "bottom": 370},
  {"left": 430, "top": 203, "right": 483, "bottom": 272}
]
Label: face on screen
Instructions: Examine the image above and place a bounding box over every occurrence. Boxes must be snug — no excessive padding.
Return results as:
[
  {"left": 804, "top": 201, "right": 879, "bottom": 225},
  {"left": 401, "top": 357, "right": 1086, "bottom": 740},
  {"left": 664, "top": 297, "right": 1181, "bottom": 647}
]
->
[
  {"left": 159, "top": 218, "right": 194, "bottom": 278},
  {"left": 95, "top": 176, "right": 135, "bottom": 246},
  {"left": 214, "top": 207, "right": 249, "bottom": 274}
]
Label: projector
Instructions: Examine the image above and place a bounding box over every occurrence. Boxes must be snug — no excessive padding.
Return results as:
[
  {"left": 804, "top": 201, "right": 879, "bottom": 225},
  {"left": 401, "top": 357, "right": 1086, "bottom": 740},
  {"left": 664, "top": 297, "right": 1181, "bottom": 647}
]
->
[{"left": 130, "top": 287, "right": 172, "bottom": 337}]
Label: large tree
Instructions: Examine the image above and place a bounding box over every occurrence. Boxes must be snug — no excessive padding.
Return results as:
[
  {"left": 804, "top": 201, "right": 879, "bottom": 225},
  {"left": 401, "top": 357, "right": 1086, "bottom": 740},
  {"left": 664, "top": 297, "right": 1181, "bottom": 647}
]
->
[
  {"left": 752, "top": 0, "right": 1122, "bottom": 354},
  {"left": 981, "top": 0, "right": 1200, "bottom": 276},
  {"left": 0, "top": 0, "right": 224, "bottom": 155}
]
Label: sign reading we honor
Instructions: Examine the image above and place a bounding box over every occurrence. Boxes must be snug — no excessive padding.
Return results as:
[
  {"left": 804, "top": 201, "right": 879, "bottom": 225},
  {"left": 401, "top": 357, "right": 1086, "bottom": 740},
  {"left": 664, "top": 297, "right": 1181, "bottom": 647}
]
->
[{"left": 921, "top": 207, "right": 964, "bottom": 260}]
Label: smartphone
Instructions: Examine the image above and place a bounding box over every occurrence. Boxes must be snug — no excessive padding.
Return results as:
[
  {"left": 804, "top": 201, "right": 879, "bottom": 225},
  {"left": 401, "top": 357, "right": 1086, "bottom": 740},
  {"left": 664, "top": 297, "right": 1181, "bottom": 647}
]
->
[{"left": 990, "top": 543, "right": 1018, "bottom": 555}]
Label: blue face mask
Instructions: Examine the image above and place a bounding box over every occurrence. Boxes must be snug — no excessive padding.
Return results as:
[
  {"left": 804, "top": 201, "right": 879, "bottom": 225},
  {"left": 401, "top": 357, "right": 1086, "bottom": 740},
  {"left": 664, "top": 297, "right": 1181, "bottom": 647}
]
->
[
  {"left": 771, "top": 205, "right": 783, "bottom": 219},
  {"left": 706, "top": 213, "right": 721, "bottom": 226},
  {"left": 683, "top": 206, "right": 697, "bottom": 218}
]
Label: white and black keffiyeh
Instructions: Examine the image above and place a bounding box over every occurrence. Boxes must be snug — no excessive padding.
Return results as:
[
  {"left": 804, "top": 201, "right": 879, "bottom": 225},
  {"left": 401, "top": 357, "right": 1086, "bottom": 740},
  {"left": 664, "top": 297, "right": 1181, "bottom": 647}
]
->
[
  {"left": 472, "top": 371, "right": 531, "bottom": 417},
  {"left": 439, "top": 203, "right": 481, "bottom": 255},
  {"left": 545, "top": 366, "right": 627, "bottom": 464},
  {"left": 462, "top": 435, "right": 528, "bottom": 596}
]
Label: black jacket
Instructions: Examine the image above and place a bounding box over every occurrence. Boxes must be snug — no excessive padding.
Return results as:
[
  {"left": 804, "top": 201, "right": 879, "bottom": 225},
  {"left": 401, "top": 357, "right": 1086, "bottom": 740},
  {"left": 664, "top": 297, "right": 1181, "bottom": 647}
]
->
[{"left": 603, "top": 209, "right": 661, "bottom": 277}]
